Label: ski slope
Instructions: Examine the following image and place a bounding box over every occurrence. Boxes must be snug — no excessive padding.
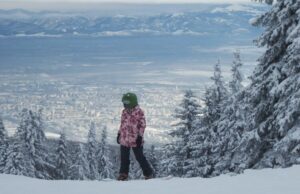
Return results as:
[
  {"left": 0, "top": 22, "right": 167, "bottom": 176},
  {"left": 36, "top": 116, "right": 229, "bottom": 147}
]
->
[{"left": 1, "top": 165, "right": 300, "bottom": 194}]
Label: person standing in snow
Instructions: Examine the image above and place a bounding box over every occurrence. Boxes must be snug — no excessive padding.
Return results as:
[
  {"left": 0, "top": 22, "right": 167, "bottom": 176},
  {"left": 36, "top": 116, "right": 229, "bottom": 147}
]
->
[{"left": 117, "top": 92, "right": 153, "bottom": 181}]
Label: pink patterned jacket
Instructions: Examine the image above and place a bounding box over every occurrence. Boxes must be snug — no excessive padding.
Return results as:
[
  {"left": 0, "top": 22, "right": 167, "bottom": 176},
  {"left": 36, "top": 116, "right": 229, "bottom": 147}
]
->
[{"left": 118, "top": 106, "right": 146, "bottom": 147}]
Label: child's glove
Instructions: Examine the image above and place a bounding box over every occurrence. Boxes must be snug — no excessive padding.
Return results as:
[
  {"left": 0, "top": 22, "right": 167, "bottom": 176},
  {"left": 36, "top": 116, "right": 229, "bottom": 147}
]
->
[
  {"left": 117, "top": 133, "right": 120, "bottom": 144},
  {"left": 136, "top": 136, "right": 143, "bottom": 147}
]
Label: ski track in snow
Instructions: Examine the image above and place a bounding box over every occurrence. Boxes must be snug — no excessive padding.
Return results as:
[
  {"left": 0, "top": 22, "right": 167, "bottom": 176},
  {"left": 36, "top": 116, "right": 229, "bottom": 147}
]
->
[{"left": 1, "top": 165, "right": 300, "bottom": 194}]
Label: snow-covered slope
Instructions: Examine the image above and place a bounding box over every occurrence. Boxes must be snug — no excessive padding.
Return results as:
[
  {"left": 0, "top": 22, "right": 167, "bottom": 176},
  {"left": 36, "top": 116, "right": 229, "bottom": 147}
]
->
[{"left": 1, "top": 165, "right": 299, "bottom": 194}]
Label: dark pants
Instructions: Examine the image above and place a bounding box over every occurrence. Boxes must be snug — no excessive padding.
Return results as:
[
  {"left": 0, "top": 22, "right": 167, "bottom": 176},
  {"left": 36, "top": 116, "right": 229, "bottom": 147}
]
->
[{"left": 119, "top": 145, "right": 153, "bottom": 177}]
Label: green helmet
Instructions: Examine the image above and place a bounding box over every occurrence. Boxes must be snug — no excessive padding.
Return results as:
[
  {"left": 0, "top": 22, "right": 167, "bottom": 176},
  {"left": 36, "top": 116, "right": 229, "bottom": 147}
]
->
[{"left": 122, "top": 92, "right": 138, "bottom": 109}]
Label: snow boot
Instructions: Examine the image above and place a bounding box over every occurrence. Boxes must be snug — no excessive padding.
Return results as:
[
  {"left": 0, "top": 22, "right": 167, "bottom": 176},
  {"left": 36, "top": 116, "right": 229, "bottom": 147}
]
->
[
  {"left": 144, "top": 174, "right": 153, "bottom": 180},
  {"left": 117, "top": 173, "right": 128, "bottom": 181}
]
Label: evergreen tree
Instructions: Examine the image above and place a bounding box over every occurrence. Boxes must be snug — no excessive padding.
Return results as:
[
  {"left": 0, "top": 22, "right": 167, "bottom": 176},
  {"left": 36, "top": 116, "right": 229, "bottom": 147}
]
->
[
  {"left": 31, "top": 109, "right": 55, "bottom": 179},
  {"left": 206, "top": 60, "right": 228, "bottom": 123},
  {"left": 188, "top": 128, "right": 214, "bottom": 177},
  {"left": 130, "top": 159, "right": 143, "bottom": 179},
  {"left": 210, "top": 92, "right": 247, "bottom": 175},
  {"left": 207, "top": 0, "right": 300, "bottom": 174},
  {"left": 4, "top": 136, "right": 33, "bottom": 176},
  {"left": 69, "top": 144, "right": 89, "bottom": 180},
  {"left": 4, "top": 109, "right": 35, "bottom": 177},
  {"left": 0, "top": 117, "right": 8, "bottom": 173},
  {"left": 4, "top": 110, "right": 35, "bottom": 177},
  {"left": 164, "top": 90, "right": 202, "bottom": 177},
  {"left": 86, "top": 122, "right": 99, "bottom": 180},
  {"left": 55, "top": 132, "right": 69, "bottom": 179},
  {"left": 231, "top": 0, "right": 300, "bottom": 169},
  {"left": 97, "top": 126, "right": 114, "bottom": 179},
  {"left": 188, "top": 61, "right": 228, "bottom": 177},
  {"left": 229, "top": 50, "right": 244, "bottom": 94},
  {"left": 146, "top": 145, "right": 159, "bottom": 178},
  {"left": 160, "top": 142, "right": 182, "bottom": 177},
  {"left": 4, "top": 109, "right": 54, "bottom": 179},
  {"left": 187, "top": 93, "right": 216, "bottom": 178},
  {"left": 210, "top": 53, "right": 245, "bottom": 175}
]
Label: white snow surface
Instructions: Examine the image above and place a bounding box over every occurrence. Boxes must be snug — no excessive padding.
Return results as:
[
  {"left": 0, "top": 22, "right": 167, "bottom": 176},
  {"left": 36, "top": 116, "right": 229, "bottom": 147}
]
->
[{"left": 1, "top": 165, "right": 300, "bottom": 194}]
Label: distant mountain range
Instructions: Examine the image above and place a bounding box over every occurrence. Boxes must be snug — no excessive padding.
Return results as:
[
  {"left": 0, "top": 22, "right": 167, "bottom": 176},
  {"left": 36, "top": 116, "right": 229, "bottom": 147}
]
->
[{"left": 0, "top": 4, "right": 268, "bottom": 37}]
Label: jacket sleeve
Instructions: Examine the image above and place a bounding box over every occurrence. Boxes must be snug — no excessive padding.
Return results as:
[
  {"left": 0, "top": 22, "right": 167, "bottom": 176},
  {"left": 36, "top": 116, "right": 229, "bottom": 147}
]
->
[{"left": 138, "top": 109, "right": 146, "bottom": 137}]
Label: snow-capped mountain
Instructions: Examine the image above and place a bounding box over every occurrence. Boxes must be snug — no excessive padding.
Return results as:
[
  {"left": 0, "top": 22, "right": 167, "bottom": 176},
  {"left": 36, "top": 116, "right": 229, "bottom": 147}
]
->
[{"left": 0, "top": 4, "right": 267, "bottom": 37}]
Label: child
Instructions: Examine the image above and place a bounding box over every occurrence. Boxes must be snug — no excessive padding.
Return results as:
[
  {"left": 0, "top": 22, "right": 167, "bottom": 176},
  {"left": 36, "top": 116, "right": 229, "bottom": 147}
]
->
[{"left": 117, "top": 92, "right": 153, "bottom": 181}]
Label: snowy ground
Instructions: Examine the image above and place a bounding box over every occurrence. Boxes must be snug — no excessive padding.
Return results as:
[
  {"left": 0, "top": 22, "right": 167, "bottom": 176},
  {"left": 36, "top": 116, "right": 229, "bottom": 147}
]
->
[{"left": 1, "top": 165, "right": 300, "bottom": 194}]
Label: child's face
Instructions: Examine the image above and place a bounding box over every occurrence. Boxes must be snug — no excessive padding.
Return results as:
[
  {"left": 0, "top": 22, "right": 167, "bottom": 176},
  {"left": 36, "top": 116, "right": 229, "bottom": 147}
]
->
[{"left": 123, "top": 103, "right": 130, "bottom": 109}]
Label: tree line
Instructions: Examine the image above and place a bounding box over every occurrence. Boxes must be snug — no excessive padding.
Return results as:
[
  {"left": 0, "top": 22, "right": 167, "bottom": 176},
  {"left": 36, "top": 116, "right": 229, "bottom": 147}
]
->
[
  {"left": 159, "top": 0, "right": 300, "bottom": 178},
  {"left": 0, "top": 110, "right": 159, "bottom": 180},
  {"left": 0, "top": 109, "right": 116, "bottom": 180}
]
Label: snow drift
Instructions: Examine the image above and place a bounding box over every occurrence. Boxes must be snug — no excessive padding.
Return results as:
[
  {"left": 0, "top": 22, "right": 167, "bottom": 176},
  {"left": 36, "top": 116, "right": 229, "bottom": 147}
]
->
[{"left": 1, "top": 165, "right": 300, "bottom": 194}]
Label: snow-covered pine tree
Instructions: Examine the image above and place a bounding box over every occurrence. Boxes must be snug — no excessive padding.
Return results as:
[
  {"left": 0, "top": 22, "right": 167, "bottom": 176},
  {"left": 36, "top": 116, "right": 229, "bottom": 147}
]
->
[
  {"left": 232, "top": 0, "right": 300, "bottom": 169},
  {"left": 4, "top": 109, "right": 54, "bottom": 179},
  {"left": 86, "top": 122, "right": 99, "bottom": 180},
  {"left": 97, "top": 126, "right": 114, "bottom": 180},
  {"left": 166, "top": 90, "right": 202, "bottom": 177},
  {"left": 146, "top": 145, "right": 159, "bottom": 178},
  {"left": 187, "top": 92, "right": 215, "bottom": 178},
  {"left": 0, "top": 117, "right": 8, "bottom": 173},
  {"left": 69, "top": 143, "right": 89, "bottom": 180},
  {"left": 31, "top": 109, "right": 55, "bottom": 179},
  {"left": 207, "top": 53, "right": 246, "bottom": 175},
  {"left": 55, "top": 132, "right": 69, "bottom": 179},
  {"left": 210, "top": 89, "right": 247, "bottom": 175},
  {"left": 188, "top": 61, "right": 228, "bottom": 177},
  {"left": 159, "top": 143, "right": 179, "bottom": 177},
  {"left": 205, "top": 60, "right": 228, "bottom": 123},
  {"left": 130, "top": 159, "right": 143, "bottom": 179},
  {"left": 229, "top": 50, "right": 244, "bottom": 94},
  {"left": 188, "top": 126, "right": 214, "bottom": 177},
  {"left": 4, "top": 110, "right": 35, "bottom": 177},
  {"left": 3, "top": 136, "right": 32, "bottom": 176}
]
